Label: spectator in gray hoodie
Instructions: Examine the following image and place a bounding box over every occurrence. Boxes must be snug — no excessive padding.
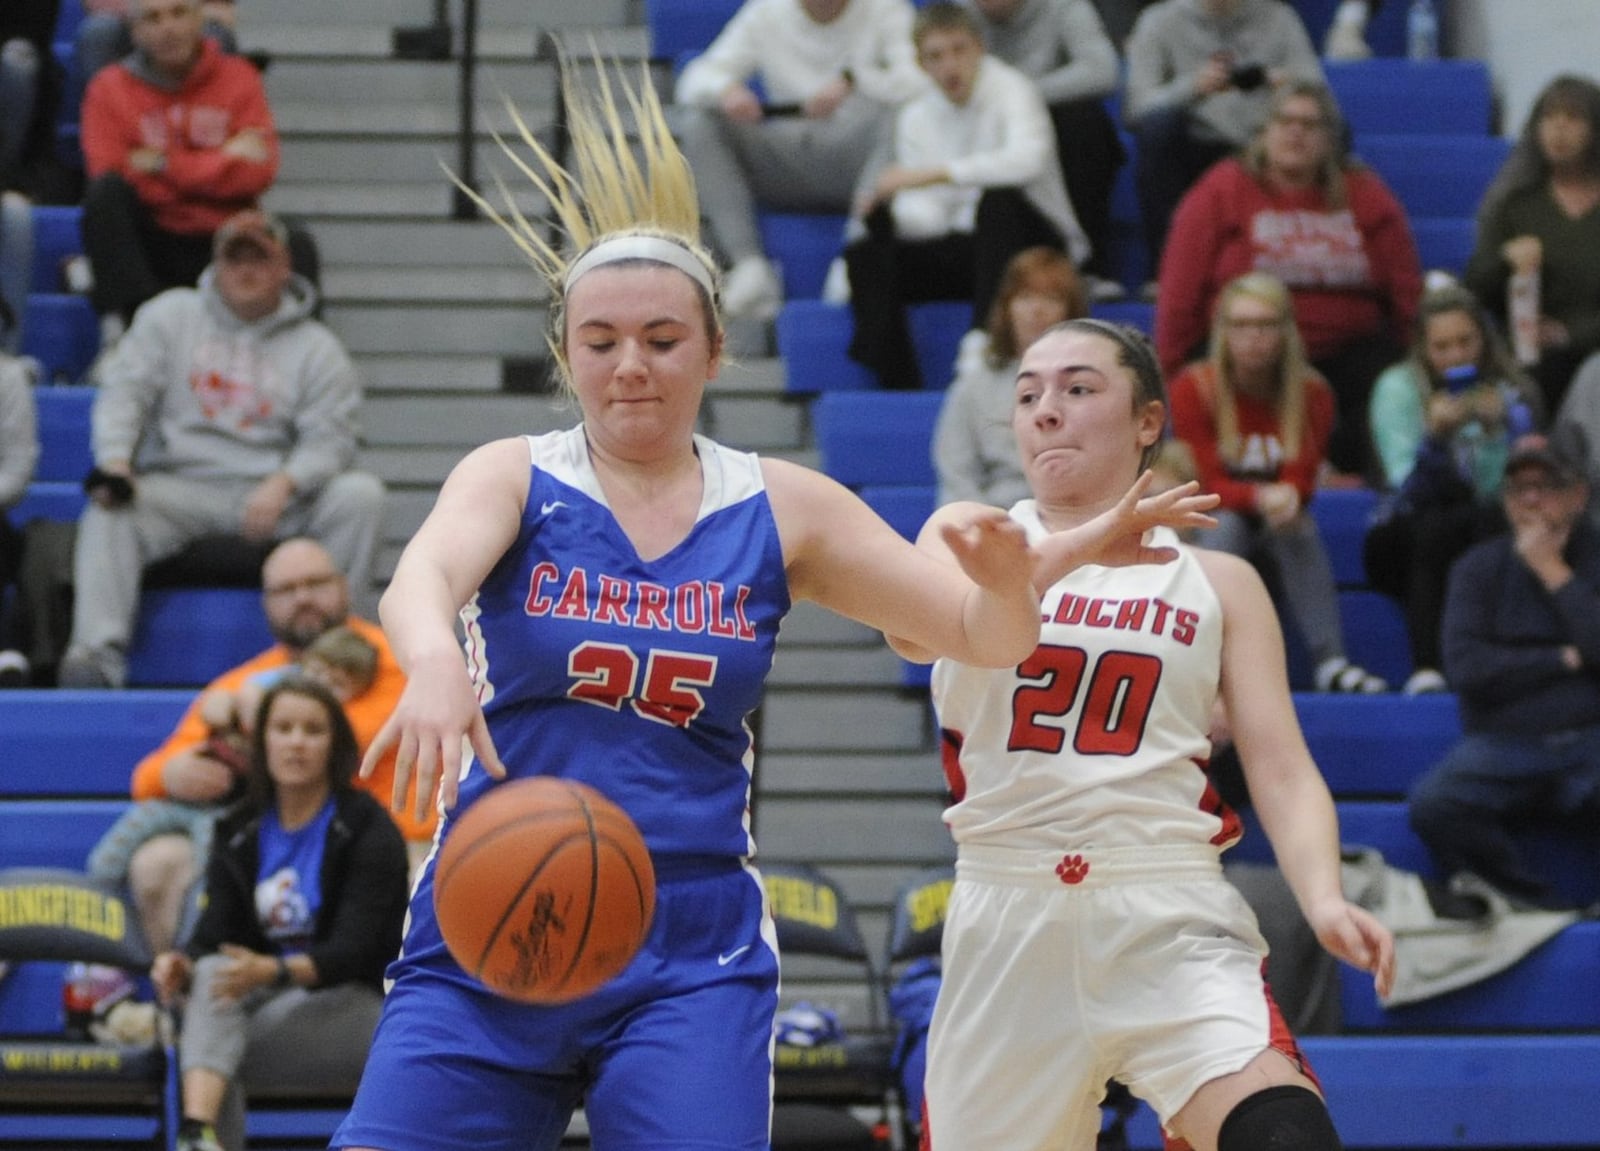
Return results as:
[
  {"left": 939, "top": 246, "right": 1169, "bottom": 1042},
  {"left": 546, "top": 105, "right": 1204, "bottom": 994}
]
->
[
  {"left": 1124, "top": 0, "right": 1321, "bottom": 274},
  {"left": 58, "top": 209, "right": 384, "bottom": 689}
]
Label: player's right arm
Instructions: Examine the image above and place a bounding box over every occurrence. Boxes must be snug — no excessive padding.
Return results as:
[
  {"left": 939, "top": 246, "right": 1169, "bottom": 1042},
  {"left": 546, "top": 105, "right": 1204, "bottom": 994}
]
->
[{"left": 363, "top": 437, "right": 529, "bottom": 820}]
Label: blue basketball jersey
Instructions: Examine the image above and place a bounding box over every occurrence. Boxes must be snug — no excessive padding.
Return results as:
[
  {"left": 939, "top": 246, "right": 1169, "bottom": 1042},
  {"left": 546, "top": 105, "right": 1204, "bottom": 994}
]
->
[{"left": 455, "top": 427, "right": 790, "bottom": 859}]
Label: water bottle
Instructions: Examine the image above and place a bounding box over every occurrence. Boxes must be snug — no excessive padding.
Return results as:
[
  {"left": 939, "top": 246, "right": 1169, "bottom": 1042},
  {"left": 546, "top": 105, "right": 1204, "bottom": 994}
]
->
[{"left": 1407, "top": 0, "right": 1439, "bottom": 62}]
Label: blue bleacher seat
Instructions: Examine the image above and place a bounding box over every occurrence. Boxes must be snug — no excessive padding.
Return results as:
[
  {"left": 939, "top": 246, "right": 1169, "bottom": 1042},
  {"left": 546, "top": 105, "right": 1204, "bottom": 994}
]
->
[
  {"left": 0, "top": 800, "right": 129, "bottom": 870},
  {"left": 858, "top": 484, "right": 936, "bottom": 543},
  {"left": 812, "top": 391, "right": 943, "bottom": 488},
  {"left": 21, "top": 295, "right": 99, "bottom": 385},
  {"left": 1410, "top": 216, "right": 1477, "bottom": 277},
  {"left": 758, "top": 212, "right": 846, "bottom": 302},
  {"left": 1294, "top": 692, "right": 1460, "bottom": 797},
  {"left": 1308, "top": 486, "right": 1377, "bottom": 588},
  {"left": 32, "top": 384, "right": 94, "bottom": 482},
  {"left": 1325, "top": 60, "right": 1494, "bottom": 137},
  {"left": 29, "top": 205, "right": 85, "bottom": 295},
  {"left": 1338, "top": 589, "right": 1413, "bottom": 688},
  {"left": 1290, "top": 0, "right": 1409, "bottom": 58},
  {"left": 0, "top": 690, "right": 192, "bottom": 797},
  {"left": 8, "top": 480, "right": 86, "bottom": 525},
  {"left": 54, "top": 0, "right": 87, "bottom": 41},
  {"left": 1356, "top": 135, "right": 1512, "bottom": 220},
  {"left": 644, "top": 0, "right": 742, "bottom": 62},
  {"left": 125, "top": 588, "right": 273, "bottom": 688},
  {"left": 1087, "top": 299, "right": 1155, "bottom": 335},
  {"left": 778, "top": 300, "right": 972, "bottom": 394}
]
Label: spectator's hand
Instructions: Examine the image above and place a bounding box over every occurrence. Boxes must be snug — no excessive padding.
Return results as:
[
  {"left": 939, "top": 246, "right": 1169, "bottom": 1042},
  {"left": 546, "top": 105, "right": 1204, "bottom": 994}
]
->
[
  {"left": 1256, "top": 482, "right": 1301, "bottom": 529},
  {"left": 858, "top": 166, "right": 944, "bottom": 215},
  {"left": 241, "top": 473, "right": 294, "bottom": 542},
  {"left": 202, "top": 0, "right": 237, "bottom": 30},
  {"left": 161, "top": 749, "right": 237, "bottom": 803},
  {"left": 719, "top": 84, "right": 764, "bottom": 124},
  {"left": 129, "top": 148, "right": 165, "bottom": 174},
  {"left": 1425, "top": 391, "right": 1466, "bottom": 436},
  {"left": 1196, "top": 53, "right": 1233, "bottom": 95},
  {"left": 363, "top": 647, "right": 506, "bottom": 822},
  {"left": 212, "top": 944, "right": 275, "bottom": 1002},
  {"left": 1466, "top": 385, "right": 1506, "bottom": 428},
  {"left": 150, "top": 951, "right": 192, "bottom": 1006},
  {"left": 1538, "top": 316, "right": 1571, "bottom": 349},
  {"left": 804, "top": 75, "right": 851, "bottom": 120},
  {"left": 222, "top": 129, "right": 270, "bottom": 162},
  {"left": 1502, "top": 235, "right": 1543, "bottom": 275},
  {"left": 1509, "top": 500, "right": 1574, "bottom": 589},
  {"left": 86, "top": 461, "right": 135, "bottom": 509},
  {"left": 1307, "top": 898, "right": 1396, "bottom": 1000}
]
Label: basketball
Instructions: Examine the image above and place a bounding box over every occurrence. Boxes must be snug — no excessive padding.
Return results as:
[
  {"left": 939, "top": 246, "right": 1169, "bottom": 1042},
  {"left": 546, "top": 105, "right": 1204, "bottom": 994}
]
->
[{"left": 433, "top": 777, "right": 656, "bottom": 1004}]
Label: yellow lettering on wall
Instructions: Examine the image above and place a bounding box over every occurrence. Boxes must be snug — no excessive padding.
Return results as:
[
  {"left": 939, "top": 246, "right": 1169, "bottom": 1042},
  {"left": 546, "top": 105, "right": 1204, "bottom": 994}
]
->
[
  {"left": 764, "top": 876, "right": 839, "bottom": 929},
  {"left": 0, "top": 885, "right": 128, "bottom": 941}
]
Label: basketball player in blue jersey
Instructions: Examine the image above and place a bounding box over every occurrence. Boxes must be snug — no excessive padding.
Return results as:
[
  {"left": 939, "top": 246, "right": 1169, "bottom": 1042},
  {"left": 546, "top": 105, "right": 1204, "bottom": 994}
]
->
[
  {"left": 906, "top": 319, "right": 1397, "bottom": 1151},
  {"left": 331, "top": 59, "right": 1219, "bottom": 1151}
]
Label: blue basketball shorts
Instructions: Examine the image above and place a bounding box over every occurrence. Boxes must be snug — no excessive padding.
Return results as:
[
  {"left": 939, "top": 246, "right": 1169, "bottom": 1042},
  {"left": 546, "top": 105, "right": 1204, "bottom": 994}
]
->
[{"left": 332, "top": 856, "right": 780, "bottom": 1151}]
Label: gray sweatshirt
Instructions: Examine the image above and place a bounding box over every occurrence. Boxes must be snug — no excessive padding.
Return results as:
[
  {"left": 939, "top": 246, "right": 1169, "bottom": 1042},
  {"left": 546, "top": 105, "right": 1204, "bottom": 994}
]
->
[
  {"left": 961, "top": 0, "right": 1120, "bottom": 106},
  {"left": 0, "top": 357, "right": 39, "bottom": 510},
  {"left": 1125, "top": 0, "right": 1322, "bottom": 145},
  {"left": 92, "top": 270, "right": 361, "bottom": 495}
]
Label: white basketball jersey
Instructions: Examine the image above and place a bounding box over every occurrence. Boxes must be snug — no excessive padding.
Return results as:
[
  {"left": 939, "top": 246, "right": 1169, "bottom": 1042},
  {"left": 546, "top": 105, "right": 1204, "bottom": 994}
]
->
[{"left": 930, "top": 508, "right": 1240, "bottom": 853}]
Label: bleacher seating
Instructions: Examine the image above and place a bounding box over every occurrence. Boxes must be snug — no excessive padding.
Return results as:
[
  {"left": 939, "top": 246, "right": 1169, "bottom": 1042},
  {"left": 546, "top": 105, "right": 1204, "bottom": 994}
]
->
[
  {"left": 22, "top": 295, "right": 98, "bottom": 385},
  {"left": 1356, "top": 135, "right": 1512, "bottom": 220},
  {"left": 33, "top": 384, "right": 94, "bottom": 482},
  {"left": 1325, "top": 60, "right": 1495, "bottom": 138},
  {"left": 778, "top": 300, "right": 969, "bottom": 394},
  {"left": 758, "top": 212, "right": 846, "bottom": 302},
  {"left": 29, "top": 205, "right": 83, "bottom": 295},
  {"left": 643, "top": 0, "right": 742, "bottom": 64}
]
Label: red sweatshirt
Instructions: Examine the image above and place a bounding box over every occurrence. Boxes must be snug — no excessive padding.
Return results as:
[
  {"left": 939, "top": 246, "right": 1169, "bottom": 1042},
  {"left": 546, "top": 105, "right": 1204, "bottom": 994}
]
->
[
  {"left": 1168, "top": 361, "right": 1335, "bottom": 514},
  {"left": 81, "top": 39, "right": 279, "bottom": 236},
  {"left": 1155, "top": 159, "right": 1422, "bottom": 377}
]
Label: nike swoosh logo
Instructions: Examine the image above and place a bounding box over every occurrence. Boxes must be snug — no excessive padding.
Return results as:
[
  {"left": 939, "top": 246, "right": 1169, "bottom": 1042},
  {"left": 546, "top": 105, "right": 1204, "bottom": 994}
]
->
[
  {"left": 717, "top": 945, "right": 751, "bottom": 966},
  {"left": 540, "top": 500, "right": 567, "bottom": 514}
]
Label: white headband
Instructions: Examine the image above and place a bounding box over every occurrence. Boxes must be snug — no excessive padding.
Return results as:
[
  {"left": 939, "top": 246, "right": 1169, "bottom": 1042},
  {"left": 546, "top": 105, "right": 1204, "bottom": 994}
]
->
[{"left": 564, "top": 234, "right": 717, "bottom": 299}]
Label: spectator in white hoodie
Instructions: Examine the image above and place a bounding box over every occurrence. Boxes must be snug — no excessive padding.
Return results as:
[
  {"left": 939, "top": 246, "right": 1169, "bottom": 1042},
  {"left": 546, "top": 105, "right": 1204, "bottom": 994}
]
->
[
  {"left": 843, "top": 1, "right": 1089, "bottom": 390},
  {"left": 58, "top": 209, "right": 383, "bottom": 688},
  {"left": 674, "top": 0, "right": 925, "bottom": 320}
]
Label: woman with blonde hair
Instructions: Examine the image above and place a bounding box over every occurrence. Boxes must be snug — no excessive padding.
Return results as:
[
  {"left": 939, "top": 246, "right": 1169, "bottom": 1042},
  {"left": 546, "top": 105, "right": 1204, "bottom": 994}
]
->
[
  {"left": 1156, "top": 78, "right": 1422, "bottom": 480},
  {"left": 1170, "top": 272, "right": 1387, "bottom": 693},
  {"left": 330, "top": 55, "right": 1215, "bottom": 1151}
]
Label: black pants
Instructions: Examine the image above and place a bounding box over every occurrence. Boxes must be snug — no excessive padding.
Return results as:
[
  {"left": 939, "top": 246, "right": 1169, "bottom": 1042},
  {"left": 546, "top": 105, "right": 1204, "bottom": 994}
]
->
[
  {"left": 1311, "top": 335, "right": 1402, "bottom": 482},
  {"left": 82, "top": 173, "right": 323, "bottom": 323},
  {"left": 1131, "top": 105, "right": 1234, "bottom": 271},
  {"left": 1363, "top": 499, "right": 1506, "bottom": 672},
  {"left": 1049, "top": 97, "right": 1125, "bottom": 282},
  {"left": 844, "top": 188, "right": 1063, "bottom": 391}
]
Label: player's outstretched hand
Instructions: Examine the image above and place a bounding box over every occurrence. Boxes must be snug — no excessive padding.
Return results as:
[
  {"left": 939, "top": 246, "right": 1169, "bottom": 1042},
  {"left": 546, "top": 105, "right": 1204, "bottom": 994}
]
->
[
  {"left": 1309, "top": 899, "right": 1397, "bottom": 1000},
  {"left": 1036, "top": 472, "right": 1219, "bottom": 584},
  {"left": 937, "top": 506, "right": 1037, "bottom": 595},
  {"left": 361, "top": 651, "right": 506, "bottom": 822}
]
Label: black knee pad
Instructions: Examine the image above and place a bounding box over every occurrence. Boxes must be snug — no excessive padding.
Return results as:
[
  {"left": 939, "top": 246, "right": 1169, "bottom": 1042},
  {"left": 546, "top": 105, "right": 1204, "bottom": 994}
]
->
[{"left": 1217, "top": 1085, "right": 1342, "bottom": 1151}]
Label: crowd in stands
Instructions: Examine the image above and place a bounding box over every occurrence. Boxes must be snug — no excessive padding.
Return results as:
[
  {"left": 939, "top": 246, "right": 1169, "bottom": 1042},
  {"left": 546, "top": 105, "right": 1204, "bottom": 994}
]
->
[{"left": 4, "top": 0, "right": 1600, "bottom": 1146}]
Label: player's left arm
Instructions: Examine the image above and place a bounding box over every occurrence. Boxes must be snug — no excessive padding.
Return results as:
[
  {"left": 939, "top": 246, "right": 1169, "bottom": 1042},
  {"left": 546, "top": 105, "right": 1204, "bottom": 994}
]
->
[{"left": 1201, "top": 549, "right": 1395, "bottom": 997}]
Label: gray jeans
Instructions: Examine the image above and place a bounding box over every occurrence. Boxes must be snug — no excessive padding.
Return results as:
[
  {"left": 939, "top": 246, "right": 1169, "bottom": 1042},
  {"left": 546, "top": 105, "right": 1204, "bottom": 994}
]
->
[{"left": 181, "top": 953, "right": 384, "bottom": 1151}]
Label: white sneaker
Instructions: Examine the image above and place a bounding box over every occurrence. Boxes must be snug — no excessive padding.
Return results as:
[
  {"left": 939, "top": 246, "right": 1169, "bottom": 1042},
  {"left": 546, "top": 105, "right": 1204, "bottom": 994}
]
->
[
  {"left": 1403, "top": 668, "right": 1449, "bottom": 695},
  {"left": 0, "top": 649, "right": 29, "bottom": 688},
  {"left": 1086, "top": 276, "right": 1127, "bottom": 303},
  {"left": 821, "top": 257, "right": 850, "bottom": 304},
  {"left": 1324, "top": 21, "right": 1372, "bottom": 60},
  {"left": 722, "top": 256, "right": 783, "bottom": 321}
]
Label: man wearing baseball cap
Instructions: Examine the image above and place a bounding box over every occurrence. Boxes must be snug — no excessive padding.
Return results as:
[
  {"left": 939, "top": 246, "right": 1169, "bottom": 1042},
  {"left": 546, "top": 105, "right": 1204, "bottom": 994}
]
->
[
  {"left": 58, "top": 206, "right": 384, "bottom": 689},
  {"left": 1408, "top": 424, "right": 1600, "bottom": 911}
]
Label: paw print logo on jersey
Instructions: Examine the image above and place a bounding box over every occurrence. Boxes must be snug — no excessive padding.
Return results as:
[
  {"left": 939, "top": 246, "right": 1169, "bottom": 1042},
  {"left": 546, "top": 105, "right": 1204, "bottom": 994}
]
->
[{"left": 1055, "top": 854, "right": 1090, "bottom": 885}]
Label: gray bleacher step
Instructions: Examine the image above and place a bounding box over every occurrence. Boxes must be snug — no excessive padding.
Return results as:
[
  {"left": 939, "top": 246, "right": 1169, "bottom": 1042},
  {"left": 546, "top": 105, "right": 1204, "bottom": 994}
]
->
[
  {"left": 268, "top": 181, "right": 544, "bottom": 219},
  {"left": 309, "top": 219, "right": 542, "bottom": 268},
  {"left": 242, "top": 23, "right": 644, "bottom": 62},
  {"left": 759, "top": 750, "right": 943, "bottom": 797},
  {"left": 756, "top": 795, "right": 953, "bottom": 862},
  {"left": 245, "top": 0, "right": 628, "bottom": 27},
  {"left": 363, "top": 393, "right": 568, "bottom": 446},
  {"left": 325, "top": 302, "right": 547, "bottom": 356},
  {"left": 275, "top": 138, "right": 545, "bottom": 187},
  {"left": 761, "top": 688, "right": 929, "bottom": 754},
  {"left": 356, "top": 354, "right": 504, "bottom": 393},
  {"left": 358, "top": 445, "right": 464, "bottom": 488},
  {"left": 702, "top": 395, "right": 805, "bottom": 453},
  {"left": 264, "top": 58, "right": 553, "bottom": 105},
  {"left": 708, "top": 357, "right": 788, "bottom": 397},
  {"left": 769, "top": 644, "right": 906, "bottom": 688},
  {"left": 778, "top": 601, "right": 880, "bottom": 647},
  {"left": 321, "top": 266, "right": 543, "bottom": 305}
]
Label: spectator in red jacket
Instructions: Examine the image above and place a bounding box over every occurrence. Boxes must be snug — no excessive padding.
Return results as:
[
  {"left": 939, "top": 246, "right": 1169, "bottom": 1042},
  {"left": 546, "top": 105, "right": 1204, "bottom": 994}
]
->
[
  {"left": 1156, "top": 78, "right": 1422, "bottom": 481},
  {"left": 79, "top": 0, "right": 304, "bottom": 349},
  {"left": 1169, "top": 270, "right": 1387, "bottom": 692}
]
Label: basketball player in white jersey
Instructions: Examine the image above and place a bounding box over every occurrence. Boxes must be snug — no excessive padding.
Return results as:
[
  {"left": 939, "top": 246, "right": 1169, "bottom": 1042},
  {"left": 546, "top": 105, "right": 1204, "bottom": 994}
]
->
[{"left": 894, "top": 319, "right": 1396, "bottom": 1151}]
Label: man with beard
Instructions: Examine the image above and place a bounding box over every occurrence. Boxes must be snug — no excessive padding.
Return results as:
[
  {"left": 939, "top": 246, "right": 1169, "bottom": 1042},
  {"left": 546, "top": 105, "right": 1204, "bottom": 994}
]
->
[{"left": 85, "top": 537, "right": 421, "bottom": 956}]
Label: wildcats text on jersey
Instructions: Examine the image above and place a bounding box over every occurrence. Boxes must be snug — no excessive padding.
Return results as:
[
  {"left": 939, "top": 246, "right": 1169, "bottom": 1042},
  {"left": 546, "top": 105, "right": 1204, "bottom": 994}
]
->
[
  {"left": 1044, "top": 592, "right": 1201, "bottom": 646},
  {"left": 522, "top": 562, "right": 758, "bottom": 641}
]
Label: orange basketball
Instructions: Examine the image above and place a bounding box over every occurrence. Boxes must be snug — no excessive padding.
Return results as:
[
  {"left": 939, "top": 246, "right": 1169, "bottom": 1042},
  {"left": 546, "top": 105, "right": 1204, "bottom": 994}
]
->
[{"left": 433, "top": 777, "right": 656, "bottom": 1004}]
